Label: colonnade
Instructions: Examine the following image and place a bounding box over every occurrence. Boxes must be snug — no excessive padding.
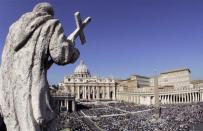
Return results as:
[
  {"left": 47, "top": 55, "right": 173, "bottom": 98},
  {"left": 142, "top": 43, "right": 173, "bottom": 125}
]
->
[
  {"left": 52, "top": 96, "right": 76, "bottom": 113},
  {"left": 72, "top": 86, "right": 115, "bottom": 100},
  {"left": 117, "top": 94, "right": 141, "bottom": 104},
  {"left": 117, "top": 91, "right": 203, "bottom": 105},
  {"left": 160, "top": 92, "right": 201, "bottom": 104}
]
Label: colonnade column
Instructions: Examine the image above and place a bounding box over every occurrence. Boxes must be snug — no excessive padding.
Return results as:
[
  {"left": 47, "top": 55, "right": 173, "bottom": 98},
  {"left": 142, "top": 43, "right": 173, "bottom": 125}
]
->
[
  {"left": 200, "top": 92, "right": 203, "bottom": 102},
  {"left": 198, "top": 92, "right": 201, "bottom": 101},
  {"left": 185, "top": 94, "right": 188, "bottom": 103},
  {"left": 194, "top": 93, "right": 196, "bottom": 102},
  {"left": 102, "top": 87, "right": 105, "bottom": 99},
  {"left": 164, "top": 95, "right": 166, "bottom": 104},
  {"left": 174, "top": 95, "right": 176, "bottom": 104},
  {"left": 106, "top": 86, "right": 110, "bottom": 99},
  {"left": 178, "top": 94, "right": 180, "bottom": 103}
]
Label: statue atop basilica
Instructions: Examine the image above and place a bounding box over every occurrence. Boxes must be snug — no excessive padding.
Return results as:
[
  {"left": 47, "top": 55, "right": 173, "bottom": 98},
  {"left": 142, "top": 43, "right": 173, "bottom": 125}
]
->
[{"left": 0, "top": 2, "right": 91, "bottom": 131}]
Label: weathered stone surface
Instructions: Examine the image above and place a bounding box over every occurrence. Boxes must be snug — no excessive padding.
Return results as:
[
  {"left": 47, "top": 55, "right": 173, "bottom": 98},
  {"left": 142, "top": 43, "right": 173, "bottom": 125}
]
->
[{"left": 0, "top": 2, "right": 91, "bottom": 131}]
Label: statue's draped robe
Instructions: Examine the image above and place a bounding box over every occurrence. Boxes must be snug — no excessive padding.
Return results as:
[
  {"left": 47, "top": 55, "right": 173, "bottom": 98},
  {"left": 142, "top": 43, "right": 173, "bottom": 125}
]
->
[{"left": 0, "top": 10, "right": 79, "bottom": 131}]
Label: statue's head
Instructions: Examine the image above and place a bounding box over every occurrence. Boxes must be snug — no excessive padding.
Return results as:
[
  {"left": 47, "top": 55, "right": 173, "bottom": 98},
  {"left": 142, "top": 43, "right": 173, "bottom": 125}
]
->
[{"left": 33, "top": 2, "right": 54, "bottom": 16}]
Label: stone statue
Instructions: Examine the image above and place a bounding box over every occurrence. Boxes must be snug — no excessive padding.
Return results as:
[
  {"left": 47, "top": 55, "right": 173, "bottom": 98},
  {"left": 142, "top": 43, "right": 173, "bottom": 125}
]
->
[{"left": 0, "top": 2, "right": 91, "bottom": 131}]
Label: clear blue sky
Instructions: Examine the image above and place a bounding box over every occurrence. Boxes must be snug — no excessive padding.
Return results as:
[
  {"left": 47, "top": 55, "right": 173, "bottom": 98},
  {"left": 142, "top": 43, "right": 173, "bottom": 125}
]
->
[{"left": 0, "top": 0, "right": 203, "bottom": 84}]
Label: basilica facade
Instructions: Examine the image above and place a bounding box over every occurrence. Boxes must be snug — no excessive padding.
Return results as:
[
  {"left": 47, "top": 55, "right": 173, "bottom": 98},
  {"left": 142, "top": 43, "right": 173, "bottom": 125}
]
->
[{"left": 55, "top": 60, "right": 116, "bottom": 101}]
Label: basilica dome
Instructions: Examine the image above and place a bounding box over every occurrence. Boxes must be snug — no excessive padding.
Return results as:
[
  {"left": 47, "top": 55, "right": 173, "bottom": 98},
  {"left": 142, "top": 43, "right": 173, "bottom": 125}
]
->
[{"left": 74, "top": 60, "right": 91, "bottom": 77}]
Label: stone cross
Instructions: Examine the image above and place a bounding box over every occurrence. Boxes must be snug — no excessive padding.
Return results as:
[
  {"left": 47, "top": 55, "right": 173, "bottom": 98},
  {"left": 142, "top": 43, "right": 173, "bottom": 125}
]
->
[{"left": 68, "top": 12, "right": 91, "bottom": 45}]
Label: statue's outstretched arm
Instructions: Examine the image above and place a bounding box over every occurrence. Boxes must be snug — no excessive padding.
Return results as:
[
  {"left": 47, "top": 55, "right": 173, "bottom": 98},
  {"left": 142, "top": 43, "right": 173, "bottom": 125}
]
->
[{"left": 49, "top": 22, "right": 80, "bottom": 65}]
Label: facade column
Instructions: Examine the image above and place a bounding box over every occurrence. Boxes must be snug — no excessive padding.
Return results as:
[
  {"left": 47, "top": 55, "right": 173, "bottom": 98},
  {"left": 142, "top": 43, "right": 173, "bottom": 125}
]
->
[
  {"left": 102, "top": 87, "right": 105, "bottom": 99},
  {"left": 71, "top": 86, "right": 74, "bottom": 95},
  {"left": 138, "top": 95, "right": 140, "bottom": 104},
  {"left": 133, "top": 96, "right": 135, "bottom": 103},
  {"left": 83, "top": 86, "right": 85, "bottom": 99},
  {"left": 72, "top": 100, "right": 75, "bottom": 112},
  {"left": 93, "top": 87, "right": 95, "bottom": 100},
  {"left": 85, "top": 86, "right": 87, "bottom": 99},
  {"left": 96, "top": 87, "right": 100, "bottom": 99},
  {"left": 137, "top": 96, "right": 139, "bottom": 104},
  {"left": 64, "top": 99, "right": 67, "bottom": 107},
  {"left": 66, "top": 100, "right": 68, "bottom": 112},
  {"left": 77, "top": 86, "right": 80, "bottom": 99},
  {"left": 88, "top": 86, "right": 91, "bottom": 100}
]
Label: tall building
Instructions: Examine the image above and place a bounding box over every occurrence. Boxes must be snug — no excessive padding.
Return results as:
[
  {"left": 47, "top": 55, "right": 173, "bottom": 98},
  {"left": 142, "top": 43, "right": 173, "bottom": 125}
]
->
[
  {"left": 117, "top": 75, "right": 150, "bottom": 92},
  {"left": 158, "top": 68, "right": 191, "bottom": 88},
  {"left": 150, "top": 68, "right": 192, "bottom": 89},
  {"left": 116, "top": 68, "right": 203, "bottom": 105}
]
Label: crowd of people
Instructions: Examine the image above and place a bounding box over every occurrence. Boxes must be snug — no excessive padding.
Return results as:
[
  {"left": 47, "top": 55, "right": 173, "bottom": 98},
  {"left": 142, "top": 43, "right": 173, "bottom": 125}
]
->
[
  {"left": 108, "top": 102, "right": 153, "bottom": 112},
  {"left": 55, "top": 112, "right": 91, "bottom": 131},
  {"left": 55, "top": 102, "right": 203, "bottom": 131},
  {"left": 92, "top": 103, "right": 203, "bottom": 131},
  {"left": 82, "top": 108, "right": 125, "bottom": 117}
]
